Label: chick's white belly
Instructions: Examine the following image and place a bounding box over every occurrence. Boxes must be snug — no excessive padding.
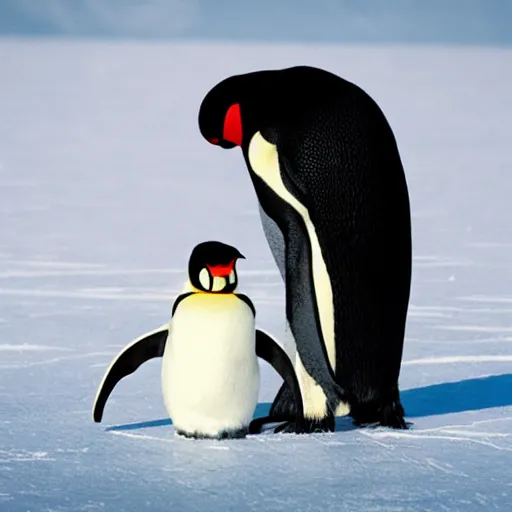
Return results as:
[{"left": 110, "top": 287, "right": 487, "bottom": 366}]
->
[{"left": 161, "top": 295, "right": 259, "bottom": 436}]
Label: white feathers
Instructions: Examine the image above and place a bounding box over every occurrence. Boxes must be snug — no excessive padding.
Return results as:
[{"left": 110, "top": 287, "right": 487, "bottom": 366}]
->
[
  {"left": 199, "top": 268, "right": 210, "bottom": 290},
  {"left": 248, "top": 131, "right": 347, "bottom": 420},
  {"left": 211, "top": 276, "right": 226, "bottom": 292},
  {"left": 197, "top": 269, "right": 235, "bottom": 292},
  {"left": 162, "top": 293, "right": 259, "bottom": 437}
]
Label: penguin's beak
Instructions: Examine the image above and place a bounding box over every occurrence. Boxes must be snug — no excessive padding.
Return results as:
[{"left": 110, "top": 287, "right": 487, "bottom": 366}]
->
[
  {"left": 219, "top": 139, "right": 237, "bottom": 149},
  {"left": 206, "top": 137, "right": 236, "bottom": 149}
]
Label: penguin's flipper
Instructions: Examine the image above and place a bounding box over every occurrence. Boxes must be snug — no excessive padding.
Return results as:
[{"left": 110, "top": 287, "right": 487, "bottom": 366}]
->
[
  {"left": 92, "top": 324, "right": 169, "bottom": 423},
  {"left": 251, "top": 329, "right": 305, "bottom": 434}
]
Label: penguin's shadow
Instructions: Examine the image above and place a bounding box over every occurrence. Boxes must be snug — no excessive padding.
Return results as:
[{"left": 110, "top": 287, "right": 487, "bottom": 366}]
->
[
  {"left": 105, "top": 374, "right": 512, "bottom": 433},
  {"left": 105, "top": 403, "right": 272, "bottom": 432}
]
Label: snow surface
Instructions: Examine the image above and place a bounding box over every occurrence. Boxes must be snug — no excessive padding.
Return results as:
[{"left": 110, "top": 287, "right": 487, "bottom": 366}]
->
[{"left": 0, "top": 40, "right": 511, "bottom": 511}]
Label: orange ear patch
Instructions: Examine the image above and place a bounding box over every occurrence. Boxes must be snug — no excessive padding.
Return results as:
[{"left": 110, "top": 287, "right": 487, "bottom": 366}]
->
[{"left": 223, "top": 103, "right": 243, "bottom": 146}]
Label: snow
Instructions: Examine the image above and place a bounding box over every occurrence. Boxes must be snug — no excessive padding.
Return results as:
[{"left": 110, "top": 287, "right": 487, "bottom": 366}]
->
[{"left": 1, "top": 40, "right": 511, "bottom": 511}]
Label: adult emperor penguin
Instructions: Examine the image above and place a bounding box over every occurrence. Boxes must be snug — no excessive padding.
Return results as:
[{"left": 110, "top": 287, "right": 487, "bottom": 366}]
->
[
  {"left": 92, "top": 241, "right": 304, "bottom": 439},
  {"left": 198, "top": 66, "right": 412, "bottom": 433}
]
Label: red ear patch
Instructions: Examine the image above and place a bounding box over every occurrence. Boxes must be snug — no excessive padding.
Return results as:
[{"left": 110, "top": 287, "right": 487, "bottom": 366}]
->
[
  {"left": 207, "top": 259, "right": 235, "bottom": 277},
  {"left": 223, "top": 103, "right": 243, "bottom": 146}
]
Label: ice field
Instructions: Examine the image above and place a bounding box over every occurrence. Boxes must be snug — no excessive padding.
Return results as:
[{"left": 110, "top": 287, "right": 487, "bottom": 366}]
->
[{"left": 0, "top": 40, "right": 511, "bottom": 511}]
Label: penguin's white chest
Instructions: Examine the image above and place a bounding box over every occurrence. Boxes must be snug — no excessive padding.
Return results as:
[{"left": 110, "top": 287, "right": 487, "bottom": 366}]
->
[
  {"left": 161, "top": 294, "right": 259, "bottom": 437},
  {"left": 248, "top": 132, "right": 348, "bottom": 419}
]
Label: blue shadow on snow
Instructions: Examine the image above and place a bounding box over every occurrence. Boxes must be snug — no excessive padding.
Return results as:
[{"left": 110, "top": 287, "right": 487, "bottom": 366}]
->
[
  {"left": 402, "top": 373, "right": 512, "bottom": 417},
  {"left": 105, "top": 374, "right": 512, "bottom": 432},
  {"left": 105, "top": 403, "right": 273, "bottom": 432}
]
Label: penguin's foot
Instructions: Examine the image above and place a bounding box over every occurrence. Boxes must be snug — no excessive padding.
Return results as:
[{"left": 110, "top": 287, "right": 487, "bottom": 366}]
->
[
  {"left": 249, "top": 414, "right": 334, "bottom": 435},
  {"left": 175, "top": 427, "right": 249, "bottom": 440},
  {"left": 248, "top": 414, "right": 294, "bottom": 434},
  {"left": 276, "top": 415, "right": 335, "bottom": 434},
  {"left": 351, "top": 397, "right": 409, "bottom": 430},
  {"left": 379, "top": 399, "right": 408, "bottom": 429}
]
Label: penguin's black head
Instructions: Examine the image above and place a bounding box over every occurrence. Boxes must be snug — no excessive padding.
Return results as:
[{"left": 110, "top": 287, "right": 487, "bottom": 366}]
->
[
  {"left": 198, "top": 75, "right": 244, "bottom": 149},
  {"left": 188, "top": 241, "right": 245, "bottom": 294},
  {"left": 198, "top": 71, "right": 278, "bottom": 150}
]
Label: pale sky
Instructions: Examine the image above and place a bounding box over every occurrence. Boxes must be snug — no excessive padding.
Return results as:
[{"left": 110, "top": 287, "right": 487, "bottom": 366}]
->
[{"left": 0, "top": 0, "right": 510, "bottom": 44}]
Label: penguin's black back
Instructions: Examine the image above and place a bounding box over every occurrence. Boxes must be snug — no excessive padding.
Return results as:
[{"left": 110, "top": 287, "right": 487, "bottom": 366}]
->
[{"left": 252, "top": 66, "right": 412, "bottom": 408}]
